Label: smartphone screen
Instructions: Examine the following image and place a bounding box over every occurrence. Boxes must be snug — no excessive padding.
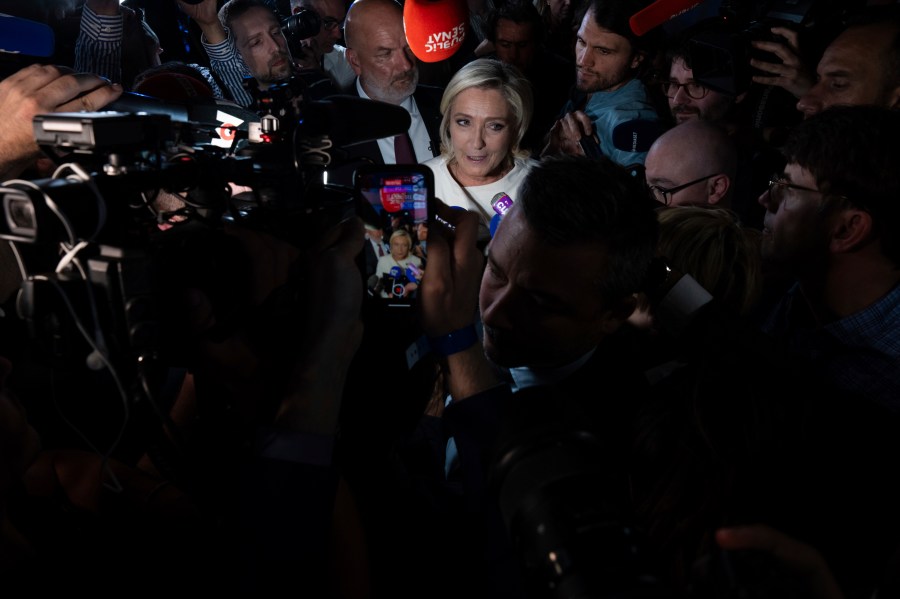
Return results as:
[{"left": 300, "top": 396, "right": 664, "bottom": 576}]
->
[{"left": 354, "top": 165, "right": 433, "bottom": 308}]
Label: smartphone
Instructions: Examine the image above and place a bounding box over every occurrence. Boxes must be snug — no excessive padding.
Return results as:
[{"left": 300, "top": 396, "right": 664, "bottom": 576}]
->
[{"left": 353, "top": 164, "right": 433, "bottom": 308}]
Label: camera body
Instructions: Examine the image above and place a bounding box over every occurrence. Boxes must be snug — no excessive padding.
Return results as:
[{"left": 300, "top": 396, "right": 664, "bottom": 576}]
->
[
  {"left": 0, "top": 72, "right": 412, "bottom": 423},
  {"left": 685, "top": 0, "right": 819, "bottom": 96}
]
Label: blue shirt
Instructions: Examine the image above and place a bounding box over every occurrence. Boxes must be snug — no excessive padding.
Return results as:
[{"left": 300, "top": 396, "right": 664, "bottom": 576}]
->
[
  {"left": 763, "top": 281, "right": 900, "bottom": 413},
  {"left": 563, "top": 78, "right": 660, "bottom": 168}
]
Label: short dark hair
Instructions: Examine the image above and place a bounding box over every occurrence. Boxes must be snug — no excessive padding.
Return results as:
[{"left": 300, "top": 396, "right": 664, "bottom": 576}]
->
[
  {"left": 577, "top": 0, "right": 659, "bottom": 54},
  {"left": 782, "top": 105, "right": 900, "bottom": 265},
  {"left": 219, "top": 0, "right": 277, "bottom": 30},
  {"left": 485, "top": 0, "right": 544, "bottom": 46},
  {"left": 519, "top": 155, "right": 659, "bottom": 301}
]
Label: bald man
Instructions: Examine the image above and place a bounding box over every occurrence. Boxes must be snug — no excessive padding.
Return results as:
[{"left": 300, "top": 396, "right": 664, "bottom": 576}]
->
[
  {"left": 796, "top": 15, "right": 900, "bottom": 119},
  {"left": 326, "top": 0, "right": 443, "bottom": 185},
  {"left": 644, "top": 120, "right": 737, "bottom": 209}
]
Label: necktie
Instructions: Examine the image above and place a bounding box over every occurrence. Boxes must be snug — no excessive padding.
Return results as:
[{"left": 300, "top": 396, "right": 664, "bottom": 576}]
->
[
  {"left": 377, "top": 243, "right": 385, "bottom": 257},
  {"left": 394, "top": 132, "right": 416, "bottom": 164}
]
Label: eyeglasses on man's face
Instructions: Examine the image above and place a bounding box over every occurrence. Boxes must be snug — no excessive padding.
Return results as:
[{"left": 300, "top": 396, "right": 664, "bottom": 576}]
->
[
  {"left": 766, "top": 175, "right": 831, "bottom": 211},
  {"left": 648, "top": 173, "right": 718, "bottom": 206},
  {"left": 321, "top": 17, "right": 343, "bottom": 31},
  {"left": 661, "top": 79, "right": 710, "bottom": 100}
]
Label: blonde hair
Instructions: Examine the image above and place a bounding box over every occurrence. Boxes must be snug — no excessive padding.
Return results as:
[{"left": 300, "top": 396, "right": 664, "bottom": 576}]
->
[
  {"left": 438, "top": 58, "right": 534, "bottom": 161},
  {"left": 657, "top": 207, "right": 762, "bottom": 316},
  {"left": 389, "top": 228, "right": 413, "bottom": 249}
]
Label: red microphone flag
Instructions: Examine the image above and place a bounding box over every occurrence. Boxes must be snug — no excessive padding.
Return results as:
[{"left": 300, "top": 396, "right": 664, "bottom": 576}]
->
[{"left": 403, "top": 0, "right": 468, "bottom": 63}]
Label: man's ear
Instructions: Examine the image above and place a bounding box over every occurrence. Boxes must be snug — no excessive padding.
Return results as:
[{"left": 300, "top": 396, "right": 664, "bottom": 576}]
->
[
  {"left": 346, "top": 48, "right": 362, "bottom": 76},
  {"left": 599, "top": 294, "right": 638, "bottom": 335},
  {"left": 630, "top": 51, "right": 646, "bottom": 71},
  {"left": 706, "top": 174, "right": 731, "bottom": 206},
  {"left": 830, "top": 208, "right": 873, "bottom": 253}
]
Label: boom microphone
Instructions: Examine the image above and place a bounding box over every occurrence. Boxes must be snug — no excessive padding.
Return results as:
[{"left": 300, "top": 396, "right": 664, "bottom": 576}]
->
[
  {"left": 299, "top": 96, "right": 412, "bottom": 146},
  {"left": 403, "top": 0, "right": 468, "bottom": 63},
  {"left": 629, "top": 0, "right": 706, "bottom": 37}
]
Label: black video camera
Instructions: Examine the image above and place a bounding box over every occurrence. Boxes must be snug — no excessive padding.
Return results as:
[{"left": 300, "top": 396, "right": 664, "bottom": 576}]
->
[{"left": 684, "top": 0, "right": 821, "bottom": 96}]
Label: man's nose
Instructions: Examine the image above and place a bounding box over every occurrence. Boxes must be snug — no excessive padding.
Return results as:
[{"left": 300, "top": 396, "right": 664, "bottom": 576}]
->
[{"left": 796, "top": 83, "right": 824, "bottom": 119}]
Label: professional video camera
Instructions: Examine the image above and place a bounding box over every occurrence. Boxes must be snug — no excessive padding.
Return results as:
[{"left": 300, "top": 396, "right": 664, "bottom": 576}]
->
[
  {"left": 0, "top": 70, "right": 411, "bottom": 455},
  {"left": 682, "top": 0, "right": 827, "bottom": 96},
  {"left": 491, "top": 428, "right": 809, "bottom": 599}
]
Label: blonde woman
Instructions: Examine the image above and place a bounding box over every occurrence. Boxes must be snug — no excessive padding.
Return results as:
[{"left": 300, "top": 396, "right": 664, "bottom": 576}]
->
[{"left": 421, "top": 58, "right": 537, "bottom": 244}]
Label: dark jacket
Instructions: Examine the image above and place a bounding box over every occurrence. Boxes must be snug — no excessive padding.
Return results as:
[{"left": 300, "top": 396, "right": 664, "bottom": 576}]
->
[{"left": 325, "top": 82, "right": 445, "bottom": 188}]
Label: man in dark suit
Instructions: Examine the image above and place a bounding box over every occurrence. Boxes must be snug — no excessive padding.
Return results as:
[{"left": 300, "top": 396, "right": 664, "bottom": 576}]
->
[{"left": 325, "top": 0, "right": 444, "bottom": 188}]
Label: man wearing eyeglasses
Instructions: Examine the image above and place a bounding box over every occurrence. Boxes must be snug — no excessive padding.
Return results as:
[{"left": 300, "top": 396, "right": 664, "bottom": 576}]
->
[
  {"left": 289, "top": 0, "right": 357, "bottom": 92},
  {"left": 643, "top": 119, "right": 736, "bottom": 209},
  {"left": 664, "top": 52, "right": 741, "bottom": 126},
  {"left": 758, "top": 105, "right": 900, "bottom": 414}
]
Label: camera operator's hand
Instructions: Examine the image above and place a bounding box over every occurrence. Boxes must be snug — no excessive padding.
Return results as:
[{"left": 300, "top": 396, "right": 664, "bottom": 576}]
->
[
  {"left": 176, "top": 0, "right": 227, "bottom": 45},
  {"left": 750, "top": 27, "right": 814, "bottom": 99},
  {"left": 541, "top": 110, "right": 594, "bottom": 158},
  {"left": 0, "top": 64, "right": 122, "bottom": 181},
  {"left": 715, "top": 524, "right": 845, "bottom": 599}
]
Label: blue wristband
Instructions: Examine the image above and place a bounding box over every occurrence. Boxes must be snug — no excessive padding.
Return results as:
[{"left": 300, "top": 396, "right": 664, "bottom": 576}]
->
[{"left": 428, "top": 325, "right": 479, "bottom": 357}]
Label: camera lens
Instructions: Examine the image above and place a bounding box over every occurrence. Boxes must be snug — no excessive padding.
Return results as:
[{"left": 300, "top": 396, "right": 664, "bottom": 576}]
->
[{"left": 281, "top": 9, "right": 321, "bottom": 41}]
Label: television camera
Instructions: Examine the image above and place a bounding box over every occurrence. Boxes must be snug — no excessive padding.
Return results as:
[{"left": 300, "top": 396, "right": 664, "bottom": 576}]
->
[{"left": 0, "top": 71, "right": 410, "bottom": 456}]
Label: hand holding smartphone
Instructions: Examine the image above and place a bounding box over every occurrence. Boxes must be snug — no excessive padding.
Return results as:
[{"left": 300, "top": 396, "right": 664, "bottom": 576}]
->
[{"left": 354, "top": 164, "right": 433, "bottom": 308}]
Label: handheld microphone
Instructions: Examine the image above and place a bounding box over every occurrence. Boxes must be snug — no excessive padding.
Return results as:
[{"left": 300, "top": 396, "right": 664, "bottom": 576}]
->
[
  {"left": 629, "top": 0, "right": 706, "bottom": 37},
  {"left": 403, "top": 0, "right": 468, "bottom": 63},
  {"left": 0, "top": 13, "right": 55, "bottom": 57},
  {"left": 491, "top": 192, "right": 513, "bottom": 217},
  {"left": 611, "top": 119, "right": 666, "bottom": 153}
]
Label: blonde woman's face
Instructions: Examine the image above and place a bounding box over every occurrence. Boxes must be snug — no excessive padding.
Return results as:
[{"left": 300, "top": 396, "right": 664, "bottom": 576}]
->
[
  {"left": 449, "top": 87, "right": 514, "bottom": 186},
  {"left": 391, "top": 235, "right": 410, "bottom": 258}
]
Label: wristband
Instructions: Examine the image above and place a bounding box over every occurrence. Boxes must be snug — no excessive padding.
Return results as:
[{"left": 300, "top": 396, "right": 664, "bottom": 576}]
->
[{"left": 428, "top": 325, "right": 479, "bottom": 357}]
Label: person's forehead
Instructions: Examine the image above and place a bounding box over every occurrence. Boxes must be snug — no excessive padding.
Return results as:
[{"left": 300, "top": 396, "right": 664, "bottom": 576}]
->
[
  {"left": 578, "top": 16, "right": 632, "bottom": 50},
  {"left": 234, "top": 6, "right": 279, "bottom": 32},
  {"left": 820, "top": 25, "right": 888, "bottom": 71},
  {"left": 784, "top": 162, "right": 818, "bottom": 188},
  {"left": 496, "top": 18, "right": 535, "bottom": 41},
  {"left": 669, "top": 57, "right": 693, "bottom": 77}
]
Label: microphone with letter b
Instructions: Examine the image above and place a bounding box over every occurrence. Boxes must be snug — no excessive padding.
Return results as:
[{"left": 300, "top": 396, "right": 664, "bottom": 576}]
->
[
  {"left": 404, "top": 0, "right": 468, "bottom": 63},
  {"left": 629, "top": 0, "right": 707, "bottom": 37},
  {"left": 490, "top": 192, "right": 513, "bottom": 238}
]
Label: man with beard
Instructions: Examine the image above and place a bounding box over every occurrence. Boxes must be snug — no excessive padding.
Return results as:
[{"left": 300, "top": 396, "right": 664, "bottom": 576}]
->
[
  {"left": 177, "top": 0, "right": 310, "bottom": 107},
  {"left": 540, "top": 0, "right": 662, "bottom": 168},
  {"left": 322, "top": 0, "right": 442, "bottom": 185}
]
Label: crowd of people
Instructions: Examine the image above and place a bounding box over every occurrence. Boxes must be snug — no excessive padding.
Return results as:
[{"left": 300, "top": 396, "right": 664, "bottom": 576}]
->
[{"left": 1, "top": 0, "right": 900, "bottom": 597}]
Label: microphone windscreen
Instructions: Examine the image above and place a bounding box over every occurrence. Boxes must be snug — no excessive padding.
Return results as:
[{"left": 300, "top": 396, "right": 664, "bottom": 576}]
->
[
  {"left": 489, "top": 213, "right": 501, "bottom": 238},
  {"left": 611, "top": 119, "right": 666, "bottom": 153},
  {"left": 629, "top": 0, "right": 705, "bottom": 37},
  {"left": 0, "top": 13, "right": 55, "bottom": 57},
  {"left": 301, "top": 95, "right": 412, "bottom": 145},
  {"left": 403, "top": 0, "right": 468, "bottom": 63},
  {"left": 491, "top": 192, "right": 513, "bottom": 216}
]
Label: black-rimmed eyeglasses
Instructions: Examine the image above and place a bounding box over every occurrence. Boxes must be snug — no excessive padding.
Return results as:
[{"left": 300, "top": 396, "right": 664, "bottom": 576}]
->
[
  {"left": 661, "top": 80, "right": 710, "bottom": 100},
  {"left": 648, "top": 173, "right": 718, "bottom": 206}
]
